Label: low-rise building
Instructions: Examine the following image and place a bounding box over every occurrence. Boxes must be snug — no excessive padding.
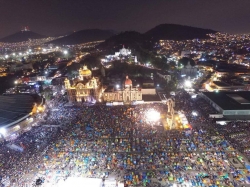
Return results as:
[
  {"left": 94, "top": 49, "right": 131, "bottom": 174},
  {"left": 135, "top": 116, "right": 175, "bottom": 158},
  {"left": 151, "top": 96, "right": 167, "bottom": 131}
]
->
[{"left": 201, "top": 91, "right": 250, "bottom": 120}]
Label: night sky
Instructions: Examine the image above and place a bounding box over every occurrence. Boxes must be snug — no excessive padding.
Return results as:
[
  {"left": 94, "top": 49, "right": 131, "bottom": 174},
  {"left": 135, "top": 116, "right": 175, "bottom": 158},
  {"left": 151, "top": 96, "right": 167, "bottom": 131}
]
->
[{"left": 1, "top": 0, "right": 250, "bottom": 38}]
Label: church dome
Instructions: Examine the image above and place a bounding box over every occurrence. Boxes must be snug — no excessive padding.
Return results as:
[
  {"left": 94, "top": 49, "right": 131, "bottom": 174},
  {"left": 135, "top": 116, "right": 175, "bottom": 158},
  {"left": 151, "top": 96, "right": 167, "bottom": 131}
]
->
[
  {"left": 124, "top": 76, "right": 132, "bottom": 85},
  {"left": 79, "top": 65, "right": 92, "bottom": 77}
]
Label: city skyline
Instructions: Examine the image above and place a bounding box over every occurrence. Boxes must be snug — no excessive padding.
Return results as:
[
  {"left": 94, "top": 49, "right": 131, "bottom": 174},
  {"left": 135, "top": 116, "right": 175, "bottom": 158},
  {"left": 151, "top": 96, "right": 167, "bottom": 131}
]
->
[{"left": 1, "top": 0, "right": 250, "bottom": 38}]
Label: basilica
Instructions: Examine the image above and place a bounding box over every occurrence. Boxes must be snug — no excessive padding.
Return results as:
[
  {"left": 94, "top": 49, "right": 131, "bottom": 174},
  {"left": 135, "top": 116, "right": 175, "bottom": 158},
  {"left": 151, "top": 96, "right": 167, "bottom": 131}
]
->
[
  {"left": 64, "top": 65, "right": 101, "bottom": 103},
  {"left": 181, "top": 61, "right": 198, "bottom": 78},
  {"left": 103, "top": 76, "right": 142, "bottom": 103}
]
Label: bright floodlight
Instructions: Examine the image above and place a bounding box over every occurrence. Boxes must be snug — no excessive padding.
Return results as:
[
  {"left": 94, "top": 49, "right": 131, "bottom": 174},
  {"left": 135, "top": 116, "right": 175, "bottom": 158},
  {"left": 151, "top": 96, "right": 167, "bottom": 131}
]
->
[
  {"left": 116, "top": 85, "right": 119, "bottom": 89},
  {"left": 145, "top": 109, "right": 160, "bottom": 122},
  {"left": 184, "top": 80, "right": 192, "bottom": 87},
  {"left": 192, "top": 111, "right": 198, "bottom": 116},
  {"left": 0, "top": 128, "right": 6, "bottom": 135},
  {"left": 63, "top": 50, "right": 68, "bottom": 55},
  {"left": 5, "top": 55, "right": 9, "bottom": 59}
]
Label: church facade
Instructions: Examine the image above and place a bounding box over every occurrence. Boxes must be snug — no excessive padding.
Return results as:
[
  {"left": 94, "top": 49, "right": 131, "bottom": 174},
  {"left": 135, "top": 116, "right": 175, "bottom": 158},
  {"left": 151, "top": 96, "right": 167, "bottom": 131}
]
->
[
  {"left": 64, "top": 65, "right": 101, "bottom": 103},
  {"left": 103, "top": 76, "right": 142, "bottom": 103},
  {"left": 181, "top": 61, "right": 198, "bottom": 78}
]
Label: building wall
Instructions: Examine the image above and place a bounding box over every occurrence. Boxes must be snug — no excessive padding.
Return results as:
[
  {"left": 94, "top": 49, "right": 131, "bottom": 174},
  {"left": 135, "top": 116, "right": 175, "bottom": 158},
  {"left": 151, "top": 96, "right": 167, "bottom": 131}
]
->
[
  {"left": 103, "top": 89, "right": 142, "bottom": 102},
  {"left": 65, "top": 78, "right": 101, "bottom": 103},
  {"left": 223, "top": 110, "right": 250, "bottom": 116},
  {"left": 141, "top": 88, "right": 156, "bottom": 95}
]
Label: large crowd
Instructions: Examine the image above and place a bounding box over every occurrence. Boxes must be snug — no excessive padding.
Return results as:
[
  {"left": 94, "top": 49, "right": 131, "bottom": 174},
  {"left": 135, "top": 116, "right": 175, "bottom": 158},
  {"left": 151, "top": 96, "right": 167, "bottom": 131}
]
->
[{"left": 0, "top": 91, "right": 250, "bottom": 187}]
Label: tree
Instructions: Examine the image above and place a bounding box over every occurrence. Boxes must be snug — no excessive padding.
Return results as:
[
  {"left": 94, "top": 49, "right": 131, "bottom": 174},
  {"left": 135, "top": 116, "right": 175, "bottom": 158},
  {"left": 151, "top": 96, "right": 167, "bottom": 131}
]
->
[
  {"left": 43, "top": 87, "right": 53, "bottom": 100},
  {"left": 178, "top": 57, "right": 195, "bottom": 67},
  {"left": 80, "top": 55, "right": 101, "bottom": 68}
]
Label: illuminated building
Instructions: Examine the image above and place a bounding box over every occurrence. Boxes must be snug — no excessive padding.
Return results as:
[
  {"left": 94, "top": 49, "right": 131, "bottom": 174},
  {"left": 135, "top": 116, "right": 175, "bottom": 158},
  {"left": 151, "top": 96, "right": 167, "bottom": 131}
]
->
[
  {"left": 64, "top": 65, "right": 101, "bottom": 103},
  {"left": 119, "top": 45, "right": 131, "bottom": 56},
  {"left": 103, "top": 76, "right": 142, "bottom": 103},
  {"left": 181, "top": 61, "right": 198, "bottom": 77}
]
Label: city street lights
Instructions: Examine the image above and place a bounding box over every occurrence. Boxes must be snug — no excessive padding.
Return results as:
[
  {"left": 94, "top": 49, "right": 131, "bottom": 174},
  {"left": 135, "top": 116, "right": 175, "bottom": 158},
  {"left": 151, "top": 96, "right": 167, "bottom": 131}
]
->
[{"left": 63, "top": 50, "right": 68, "bottom": 55}]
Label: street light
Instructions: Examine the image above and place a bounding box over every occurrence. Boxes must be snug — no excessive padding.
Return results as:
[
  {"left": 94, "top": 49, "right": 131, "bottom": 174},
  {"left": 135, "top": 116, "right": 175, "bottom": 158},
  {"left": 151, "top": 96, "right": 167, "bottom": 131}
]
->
[
  {"left": 63, "top": 50, "right": 68, "bottom": 55},
  {"left": 5, "top": 55, "right": 9, "bottom": 59},
  {"left": 116, "top": 85, "right": 120, "bottom": 89}
]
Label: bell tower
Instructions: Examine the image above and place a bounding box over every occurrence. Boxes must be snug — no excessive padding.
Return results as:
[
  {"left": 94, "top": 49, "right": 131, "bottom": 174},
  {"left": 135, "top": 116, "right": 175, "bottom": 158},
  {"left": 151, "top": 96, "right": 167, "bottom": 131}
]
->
[{"left": 64, "top": 78, "right": 71, "bottom": 89}]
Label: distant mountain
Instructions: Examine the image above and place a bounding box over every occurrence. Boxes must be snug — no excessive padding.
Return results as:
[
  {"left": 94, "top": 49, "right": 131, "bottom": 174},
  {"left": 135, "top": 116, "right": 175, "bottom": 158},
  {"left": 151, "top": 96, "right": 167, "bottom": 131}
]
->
[
  {"left": 51, "top": 31, "right": 75, "bottom": 37},
  {"left": 0, "top": 31, "right": 45, "bottom": 43},
  {"left": 98, "top": 31, "right": 153, "bottom": 52},
  {"left": 145, "top": 24, "right": 217, "bottom": 40},
  {"left": 98, "top": 31, "right": 156, "bottom": 64},
  {"left": 48, "top": 29, "right": 115, "bottom": 45},
  {"left": 99, "top": 24, "right": 217, "bottom": 52}
]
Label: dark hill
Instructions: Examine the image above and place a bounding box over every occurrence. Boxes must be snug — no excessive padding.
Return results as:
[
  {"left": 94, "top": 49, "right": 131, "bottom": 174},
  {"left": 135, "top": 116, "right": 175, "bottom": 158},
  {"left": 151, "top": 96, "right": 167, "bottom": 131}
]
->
[
  {"left": 98, "top": 31, "right": 153, "bottom": 52},
  {"left": 0, "top": 31, "right": 45, "bottom": 43},
  {"left": 145, "top": 24, "right": 217, "bottom": 40},
  {"left": 48, "top": 29, "right": 115, "bottom": 45}
]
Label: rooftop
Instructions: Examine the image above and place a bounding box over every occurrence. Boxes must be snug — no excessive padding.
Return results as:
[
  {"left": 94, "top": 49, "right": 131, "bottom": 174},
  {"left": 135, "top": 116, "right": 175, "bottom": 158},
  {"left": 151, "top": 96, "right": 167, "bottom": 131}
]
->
[
  {"left": 202, "top": 91, "right": 250, "bottom": 110},
  {"left": 142, "top": 94, "right": 161, "bottom": 102},
  {"left": 0, "top": 94, "right": 40, "bottom": 127}
]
